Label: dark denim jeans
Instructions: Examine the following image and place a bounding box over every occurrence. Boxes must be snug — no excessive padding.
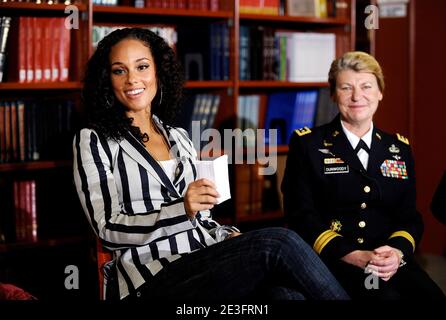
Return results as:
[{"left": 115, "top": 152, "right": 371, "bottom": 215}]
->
[{"left": 126, "top": 227, "right": 349, "bottom": 301}]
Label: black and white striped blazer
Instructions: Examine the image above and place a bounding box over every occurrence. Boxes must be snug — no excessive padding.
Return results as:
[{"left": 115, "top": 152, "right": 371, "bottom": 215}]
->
[{"left": 73, "top": 115, "right": 220, "bottom": 299}]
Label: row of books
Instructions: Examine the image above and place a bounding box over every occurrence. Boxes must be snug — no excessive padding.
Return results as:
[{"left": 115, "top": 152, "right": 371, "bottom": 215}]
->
[
  {"left": 240, "top": 29, "right": 336, "bottom": 82},
  {"left": 93, "top": 0, "right": 221, "bottom": 9},
  {"left": 133, "top": 0, "right": 223, "bottom": 10},
  {"left": 0, "top": 171, "right": 85, "bottom": 245},
  {"left": 92, "top": 24, "right": 177, "bottom": 49},
  {"left": 13, "top": 180, "right": 37, "bottom": 243},
  {"left": 237, "top": 88, "right": 338, "bottom": 147},
  {"left": 94, "top": 22, "right": 229, "bottom": 81},
  {"left": 234, "top": 163, "right": 281, "bottom": 217},
  {"left": 0, "top": 100, "right": 75, "bottom": 163},
  {"left": 239, "top": 25, "right": 276, "bottom": 81},
  {"left": 3, "top": 17, "right": 70, "bottom": 83},
  {"left": 0, "top": 0, "right": 77, "bottom": 4},
  {"left": 240, "top": 0, "right": 349, "bottom": 18},
  {"left": 178, "top": 21, "right": 230, "bottom": 81},
  {"left": 175, "top": 93, "right": 221, "bottom": 138}
]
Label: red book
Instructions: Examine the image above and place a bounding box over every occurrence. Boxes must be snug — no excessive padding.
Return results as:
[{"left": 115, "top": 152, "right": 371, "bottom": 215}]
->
[
  {"left": 13, "top": 181, "right": 22, "bottom": 241},
  {"left": 59, "top": 18, "right": 70, "bottom": 82},
  {"left": 209, "top": 0, "right": 219, "bottom": 11},
  {"left": 25, "top": 17, "right": 34, "bottom": 83},
  {"left": 33, "top": 17, "right": 43, "bottom": 82},
  {"left": 41, "top": 18, "right": 52, "bottom": 82},
  {"left": 177, "top": 0, "right": 186, "bottom": 9},
  {"left": 29, "top": 180, "right": 37, "bottom": 242},
  {"left": 51, "top": 18, "right": 60, "bottom": 82}
]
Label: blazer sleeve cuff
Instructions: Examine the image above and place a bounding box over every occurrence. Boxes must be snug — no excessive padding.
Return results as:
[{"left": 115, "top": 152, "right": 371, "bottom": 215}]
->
[
  {"left": 386, "top": 230, "right": 416, "bottom": 256},
  {"left": 314, "top": 230, "right": 356, "bottom": 261}
]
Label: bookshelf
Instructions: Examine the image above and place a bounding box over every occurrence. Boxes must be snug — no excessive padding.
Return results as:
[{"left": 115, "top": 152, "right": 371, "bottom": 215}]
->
[{"left": 0, "top": 0, "right": 355, "bottom": 298}]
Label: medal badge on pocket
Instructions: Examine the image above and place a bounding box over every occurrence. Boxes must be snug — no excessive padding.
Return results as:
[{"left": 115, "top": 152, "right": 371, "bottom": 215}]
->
[{"left": 380, "top": 160, "right": 408, "bottom": 179}]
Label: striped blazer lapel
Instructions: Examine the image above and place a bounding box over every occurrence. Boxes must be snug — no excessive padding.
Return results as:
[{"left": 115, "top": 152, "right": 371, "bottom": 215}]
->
[
  {"left": 157, "top": 120, "right": 195, "bottom": 188},
  {"left": 118, "top": 131, "right": 180, "bottom": 198}
]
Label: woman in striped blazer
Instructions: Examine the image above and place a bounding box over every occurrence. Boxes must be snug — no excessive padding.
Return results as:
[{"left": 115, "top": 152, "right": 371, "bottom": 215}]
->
[{"left": 74, "top": 28, "right": 349, "bottom": 301}]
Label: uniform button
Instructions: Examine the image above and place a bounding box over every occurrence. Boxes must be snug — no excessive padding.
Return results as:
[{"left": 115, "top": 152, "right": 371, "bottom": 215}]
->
[
  {"left": 357, "top": 237, "right": 364, "bottom": 244},
  {"left": 136, "top": 291, "right": 142, "bottom": 298},
  {"left": 358, "top": 221, "right": 366, "bottom": 228},
  {"left": 364, "top": 186, "right": 371, "bottom": 193},
  {"left": 360, "top": 202, "right": 367, "bottom": 209}
]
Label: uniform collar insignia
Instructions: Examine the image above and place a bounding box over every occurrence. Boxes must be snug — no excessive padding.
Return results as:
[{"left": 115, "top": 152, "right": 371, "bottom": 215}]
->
[
  {"left": 323, "top": 140, "right": 333, "bottom": 147},
  {"left": 332, "top": 130, "right": 340, "bottom": 137},
  {"left": 375, "top": 132, "right": 382, "bottom": 140}
]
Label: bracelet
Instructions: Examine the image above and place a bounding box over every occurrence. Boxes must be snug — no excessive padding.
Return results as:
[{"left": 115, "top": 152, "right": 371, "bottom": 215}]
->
[
  {"left": 211, "top": 225, "right": 240, "bottom": 242},
  {"left": 396, "top": 249, "right": 407, "bottom": 267}
]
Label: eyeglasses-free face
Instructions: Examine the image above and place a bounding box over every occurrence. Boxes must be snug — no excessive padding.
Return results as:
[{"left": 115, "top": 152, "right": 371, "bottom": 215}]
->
[
  {"left": 109, "top": 38, "right": 158, "bottom": 118},
  {"left": 334, "top": 69, "right": 383, "bottom": 129}
]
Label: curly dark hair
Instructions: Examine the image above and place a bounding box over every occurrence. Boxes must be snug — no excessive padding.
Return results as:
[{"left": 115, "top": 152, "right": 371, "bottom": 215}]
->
[{"left": 82, "top": 28, "right": 184, "bottom": 142}]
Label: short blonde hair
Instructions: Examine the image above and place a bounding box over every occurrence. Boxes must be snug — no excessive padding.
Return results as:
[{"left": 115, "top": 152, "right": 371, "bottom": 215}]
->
[{"left": 328, "top": 51, "right": 384, "bottom": 96}]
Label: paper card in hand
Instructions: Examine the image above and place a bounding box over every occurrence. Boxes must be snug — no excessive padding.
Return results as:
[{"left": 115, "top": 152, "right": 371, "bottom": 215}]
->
[{"left": 195, "top": 154, "right": 231, "bottom": 204}]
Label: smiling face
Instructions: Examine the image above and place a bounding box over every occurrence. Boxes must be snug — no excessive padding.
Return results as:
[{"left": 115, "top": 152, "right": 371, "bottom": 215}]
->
[
  {"left": 334, "top": 69, "right": 383, "bottom": 128},
  {"left": 109, "top": 38, "right": 158, "bottom": 117}
]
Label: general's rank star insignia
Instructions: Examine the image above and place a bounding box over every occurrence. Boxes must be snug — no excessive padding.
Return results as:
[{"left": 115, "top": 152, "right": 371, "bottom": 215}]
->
[
  {"left": 330, "top": 219, "right": 342, "bottom": 232},
  {"left": 295, "top": 127, "right": 311, "bottom": 136}
]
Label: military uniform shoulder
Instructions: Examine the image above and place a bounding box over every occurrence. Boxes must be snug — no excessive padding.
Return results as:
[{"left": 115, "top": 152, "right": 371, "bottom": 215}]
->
[
  {"left": 395, "top": 133, "right": 410, "bottom": 145},
  {"left": 289, "top": 126, "right": 326, "bottom": 149},
  {"left": 375, "top": 129, "right": 410, "bottom": 145}
]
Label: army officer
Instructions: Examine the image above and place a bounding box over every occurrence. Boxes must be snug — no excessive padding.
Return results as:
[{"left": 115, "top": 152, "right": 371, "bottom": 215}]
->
[{"left": 282, "top": 51, "right": 445, "bottom": 299}]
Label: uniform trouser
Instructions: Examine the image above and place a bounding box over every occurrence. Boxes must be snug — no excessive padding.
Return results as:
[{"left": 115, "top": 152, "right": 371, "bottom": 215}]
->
[
  {"left": 124, "top": 227, "right": 349, "bottom": 301},
  {"left": 326, "top": 257, "right": 445, "bottom": 300}
]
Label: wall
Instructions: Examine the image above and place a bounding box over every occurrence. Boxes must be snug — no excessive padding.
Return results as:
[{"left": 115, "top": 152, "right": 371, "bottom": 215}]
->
[{"left": 413, "top": 0, "right": 446, "bottom": 255}]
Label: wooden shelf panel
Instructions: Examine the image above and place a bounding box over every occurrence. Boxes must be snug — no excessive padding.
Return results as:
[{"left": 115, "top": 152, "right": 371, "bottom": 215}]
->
[
  {"left": 94, "top": 5, "right": 232, "bottom": 18},
  {"left": 0, "top": 2, "right": 87, "bottom": 12},
  {"left": 236, "top": 210, "right": 284, "bottom": 223},
  {"left": 0, "top": 82, "right": 82, "bottom": 90},
  {"left": 0, "top": 160, "right": 72, "bottom": 172},
  {"left": 239, "top": 81, "right": 329, "bottom": 88},
  {"left": 240, "top": 13, "right": 349, "bottom": 25},
  {"left": 276, "top": 145, "right": 289, "bottom": 153},
  {"left": 0, "top": 235, "right": 88, "bottom": 253},
  {"left": 185, "top": 81, "right": 233, "bottom": 89}
]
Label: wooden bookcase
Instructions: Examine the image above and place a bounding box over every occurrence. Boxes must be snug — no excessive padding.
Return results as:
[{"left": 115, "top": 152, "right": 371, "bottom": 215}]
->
[{"left": 0, "top": 0, "right": 355, "bottom": 298}]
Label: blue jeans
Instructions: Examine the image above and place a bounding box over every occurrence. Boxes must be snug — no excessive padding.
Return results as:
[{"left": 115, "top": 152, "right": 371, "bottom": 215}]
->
[{"left": 126, "top": 227, "right": 349, "bottom": 300}]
